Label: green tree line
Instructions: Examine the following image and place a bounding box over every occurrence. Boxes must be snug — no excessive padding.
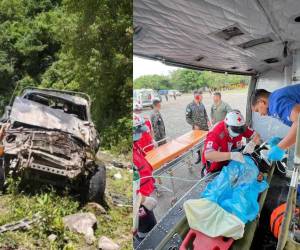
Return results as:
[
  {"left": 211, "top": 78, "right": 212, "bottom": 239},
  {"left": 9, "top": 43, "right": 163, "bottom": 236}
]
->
[
  {"left": 0, "top": 0, "right": 132, "bottom": 153},
  {"left": 134, "top": 69, "right": 250, "bottom": 92}
]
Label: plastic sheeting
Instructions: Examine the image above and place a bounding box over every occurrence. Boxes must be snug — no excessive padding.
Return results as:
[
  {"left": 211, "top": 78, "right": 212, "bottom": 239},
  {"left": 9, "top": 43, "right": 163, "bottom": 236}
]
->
[
  {"left": 184, "top": 156, "right": 268, "bottom": 239},
  {"left": 201, "top": 156, "right": 268, "bottom": 223},
  {"left": 184, "top": 198, "right": 245, "bottom": 239}
]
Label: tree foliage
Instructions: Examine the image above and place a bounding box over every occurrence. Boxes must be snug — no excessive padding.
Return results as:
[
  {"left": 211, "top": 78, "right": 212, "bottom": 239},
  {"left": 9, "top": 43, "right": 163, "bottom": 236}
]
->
[
  {"left": 134, "top": 69, "right": 250, "bottom": 92},
  {"left": 0, "top": 0, "right": 62, "bottom": 107},
  {"left": 133, "top": 74, "right": 171, "bottom": 90},
  {"left": 0, "top": 0, "right": 132, "bottom": 153}
]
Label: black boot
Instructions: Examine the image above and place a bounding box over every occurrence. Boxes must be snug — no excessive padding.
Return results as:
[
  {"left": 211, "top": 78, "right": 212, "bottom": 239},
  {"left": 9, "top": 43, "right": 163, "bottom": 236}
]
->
[{"left": 194, "top": 151, "right": 201, "bottom": 164}]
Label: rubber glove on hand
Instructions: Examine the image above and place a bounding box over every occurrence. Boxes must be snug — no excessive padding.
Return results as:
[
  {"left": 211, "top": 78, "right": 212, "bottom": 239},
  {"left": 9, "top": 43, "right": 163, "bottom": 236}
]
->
[
  {"left": 267, "top": 145, "right": 285, "bottom": 161},
  {"left": 230, "top": 152, "right": 245, "bottom": 163},
  {"left": 243, "top": 140, "right": 256, "bottom": 154},
  {"left": 268, "top": 137, "right": 282, "bottom": 147}
]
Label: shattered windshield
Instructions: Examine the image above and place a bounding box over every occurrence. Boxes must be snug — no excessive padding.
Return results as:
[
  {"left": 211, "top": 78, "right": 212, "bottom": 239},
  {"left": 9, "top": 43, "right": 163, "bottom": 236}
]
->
[{"left": 23, "top": 92, "right": 88, "bottom": 121}]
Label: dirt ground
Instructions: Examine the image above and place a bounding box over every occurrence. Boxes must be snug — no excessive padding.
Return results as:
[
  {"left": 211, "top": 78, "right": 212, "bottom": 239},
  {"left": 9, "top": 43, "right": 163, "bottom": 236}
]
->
[{"left": 142, "top": 88, "right": 248, "bottom": 139}]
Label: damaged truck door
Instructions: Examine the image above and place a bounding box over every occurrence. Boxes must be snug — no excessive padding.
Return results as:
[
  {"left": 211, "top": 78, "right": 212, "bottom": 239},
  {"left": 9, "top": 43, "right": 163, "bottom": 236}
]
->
[{"left": 0, "top": 88, "right": 105, "bottom": 203}]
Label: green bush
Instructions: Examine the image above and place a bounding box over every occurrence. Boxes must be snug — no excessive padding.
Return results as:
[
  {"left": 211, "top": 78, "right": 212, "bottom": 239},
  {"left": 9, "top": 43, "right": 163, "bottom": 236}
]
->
[
  {"left": 0, "top": 0, "right": 132, "bottom": 155},
  {"left": 100, "top": 116, "right": 132, "bottom": 154},
  {"left": 0, "top": 179, "right": 80, "bottom": 249}
]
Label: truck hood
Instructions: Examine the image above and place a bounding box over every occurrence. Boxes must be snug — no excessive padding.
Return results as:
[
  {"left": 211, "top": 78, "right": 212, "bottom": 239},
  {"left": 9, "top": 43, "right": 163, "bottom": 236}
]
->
[{"left": 10, "top": 97, "right": 92, "bottom": 145}]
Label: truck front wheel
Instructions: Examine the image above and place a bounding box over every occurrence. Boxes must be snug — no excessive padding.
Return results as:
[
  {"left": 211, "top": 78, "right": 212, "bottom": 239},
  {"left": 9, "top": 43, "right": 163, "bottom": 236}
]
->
[{"left": 82, "top": 164, "right": 106, "bottom": 204}]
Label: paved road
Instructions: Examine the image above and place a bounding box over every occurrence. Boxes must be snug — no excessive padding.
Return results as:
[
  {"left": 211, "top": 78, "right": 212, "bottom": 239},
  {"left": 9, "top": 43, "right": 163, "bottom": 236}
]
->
[
  {"left": 143, "top": 89, "right": 249, "bottom": 221},
  {"left": 142, "top": 89, "right": 248, "bottom": 139}
]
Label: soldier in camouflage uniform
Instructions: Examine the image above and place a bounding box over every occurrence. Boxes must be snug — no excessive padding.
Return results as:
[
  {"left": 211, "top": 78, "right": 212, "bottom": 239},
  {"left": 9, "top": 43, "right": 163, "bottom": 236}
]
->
[
  {"left": 186, "top": 90, "right": 210, "bottom": 130},
  {"left": 186, "top": 90, "right": 210, "bottom": 164},
  {"left": 210, "top": 92, "right": 232, "bottom": 125},
  {"left": 150, "top": 99, "right": 166, "bottom": 146}
]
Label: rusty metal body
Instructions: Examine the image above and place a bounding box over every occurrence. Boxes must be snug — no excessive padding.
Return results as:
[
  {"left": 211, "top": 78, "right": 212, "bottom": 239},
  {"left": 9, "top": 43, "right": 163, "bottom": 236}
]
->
[
  {"left": 0, "top": 213, "right": 41, "bottom": 234},
  {"left": 0, "top": 88, "right": 100, "bottom": 188},
  {"left": 4, "top": 129, "right": 87, "bottom": 179}
]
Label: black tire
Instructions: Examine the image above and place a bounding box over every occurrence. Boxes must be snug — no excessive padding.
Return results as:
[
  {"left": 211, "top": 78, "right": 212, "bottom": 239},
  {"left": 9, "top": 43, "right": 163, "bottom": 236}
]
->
[{"left": 85, "top": 164, "right": 106, "bottom": 204}]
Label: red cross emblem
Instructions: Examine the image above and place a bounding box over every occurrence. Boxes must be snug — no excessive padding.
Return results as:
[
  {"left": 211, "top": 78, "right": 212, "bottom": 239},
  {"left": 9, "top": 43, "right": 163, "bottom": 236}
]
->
[{"left": 237, "top": 117, "right": 242, "bottom": 123}]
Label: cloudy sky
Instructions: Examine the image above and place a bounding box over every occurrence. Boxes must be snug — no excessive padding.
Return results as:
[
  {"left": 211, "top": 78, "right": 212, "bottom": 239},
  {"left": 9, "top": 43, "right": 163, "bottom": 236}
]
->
[{"left": 133, "top": 56, "right": 178, "bottom": 79}]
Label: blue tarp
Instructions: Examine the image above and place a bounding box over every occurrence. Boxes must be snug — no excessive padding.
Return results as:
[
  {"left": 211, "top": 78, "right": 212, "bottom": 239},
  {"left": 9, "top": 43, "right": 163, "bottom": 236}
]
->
[{"left": 201, "top": 156, "right": 269, "bottom": 223}]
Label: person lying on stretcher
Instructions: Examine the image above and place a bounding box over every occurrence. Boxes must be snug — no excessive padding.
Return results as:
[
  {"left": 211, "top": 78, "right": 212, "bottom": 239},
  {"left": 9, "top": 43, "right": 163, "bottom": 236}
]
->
[{"left": 202, "top": 110, "right": 261, "bottom": 176}]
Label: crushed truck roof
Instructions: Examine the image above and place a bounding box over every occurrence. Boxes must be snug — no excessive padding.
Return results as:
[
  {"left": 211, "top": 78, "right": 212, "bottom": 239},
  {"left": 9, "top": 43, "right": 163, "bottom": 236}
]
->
[
  {"left": 22, "top": 89, "right": 90, "bottom": 106},
  {"left": 10, "top": 97, "right": 92, "bottom": 145},
  {"left": 134, "top": 0, "right": 300, "bottom": 75}
]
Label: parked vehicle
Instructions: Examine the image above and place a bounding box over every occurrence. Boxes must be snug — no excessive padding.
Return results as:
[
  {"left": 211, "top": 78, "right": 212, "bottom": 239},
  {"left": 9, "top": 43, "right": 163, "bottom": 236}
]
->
[
  {"left": 0, "top": 88, "right": 105, "bottom": 203},
  {"left": 133, "top": 89, "right": 161, "bottom": 107},
  {"left": 168, "top": 90, "right": 176, "bottom": 97},
  {"left": 168, "top": 90, "right": 181, "bottom": 97},
  {"left": 134, "top": 0, "right": 300, "bottom": 249},
  {"left": 158, "top": 89, "right": 168, "bottom": 96},
  {"left": 174, "top": 90, "right": 182, "bottom": 96}
]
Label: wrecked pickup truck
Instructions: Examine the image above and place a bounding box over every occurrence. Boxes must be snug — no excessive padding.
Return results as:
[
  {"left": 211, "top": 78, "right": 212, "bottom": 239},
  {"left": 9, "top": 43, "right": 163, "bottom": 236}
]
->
[{"left": 0, "top": 88, "right": 105, "bottom": 203}]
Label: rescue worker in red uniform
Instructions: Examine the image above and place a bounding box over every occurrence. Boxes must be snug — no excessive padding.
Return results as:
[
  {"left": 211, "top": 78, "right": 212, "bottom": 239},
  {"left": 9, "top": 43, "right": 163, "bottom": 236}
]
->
[
  {"left": 133, "top": 114, "right": 155, "bottom": 196},
  {"left": 133, "top": 102, "right": 154, "bottom": 152},
  {"left": 202, "top": 110, "right": 260, "bottom": 173},
  {"left": 133, "top": 113, "right": 157, "bottom": 241},
  {"left": 140, "top": 117, "right": 154, "bottom": 152}
]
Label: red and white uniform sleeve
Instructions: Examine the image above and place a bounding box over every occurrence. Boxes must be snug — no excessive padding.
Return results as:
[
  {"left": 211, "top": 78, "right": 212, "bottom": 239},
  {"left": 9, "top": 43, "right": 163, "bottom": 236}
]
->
[
  {"left": 242, "top": 126, "right": 255, "bottom": 139},
  {"left": 203, "top": 132, "right": 220, "bottom": 154},
  {"left": 145, "top": 120, "right": 152, "bottom": 131}
]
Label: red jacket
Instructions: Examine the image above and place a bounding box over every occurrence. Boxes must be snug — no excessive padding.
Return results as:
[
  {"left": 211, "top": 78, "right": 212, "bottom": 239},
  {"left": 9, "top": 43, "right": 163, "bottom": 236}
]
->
[
  {"left": 133, "top": 142, "right": 155, "bottom": 196},
  {"left": 202, "top": 121, "right": 254, "bottom": 172},
  {"left": 136, "top": 120, "right": 154, "bottom": 153}
]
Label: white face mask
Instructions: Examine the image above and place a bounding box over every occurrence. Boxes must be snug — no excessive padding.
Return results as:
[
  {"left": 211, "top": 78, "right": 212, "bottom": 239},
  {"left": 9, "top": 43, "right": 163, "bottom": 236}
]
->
[{"left": 228, "top": 127, "right": 240, "bottom": 138}]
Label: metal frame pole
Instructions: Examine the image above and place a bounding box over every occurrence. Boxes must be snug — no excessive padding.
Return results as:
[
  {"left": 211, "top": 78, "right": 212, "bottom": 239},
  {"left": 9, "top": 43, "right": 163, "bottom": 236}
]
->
[{"left": 276, "top": 115, "right": 300, "bottom": 250}]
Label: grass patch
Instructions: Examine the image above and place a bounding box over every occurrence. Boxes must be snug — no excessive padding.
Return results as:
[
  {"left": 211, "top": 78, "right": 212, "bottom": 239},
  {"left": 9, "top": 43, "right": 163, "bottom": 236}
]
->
[
  {"left": 95, "top": 166, "right": 132, "bottom": 250},
  {"left": 0, "top": 167, "right": 132, "bottom": 249}
]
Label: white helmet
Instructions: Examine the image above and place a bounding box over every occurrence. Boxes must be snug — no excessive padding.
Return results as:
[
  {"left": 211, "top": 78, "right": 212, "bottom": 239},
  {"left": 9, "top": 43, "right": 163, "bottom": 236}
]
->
[
  {"left": 133, "top": 113, "right": 144, "bottom": 128},
  {"left": 133, "top": 114, "right": 148, "bottom": 141},
  {"left": 224, "top": 110, "right": 246, "bottom": 137},
  {"left": 133, "top": 102, "right": 143, "bottom": 112}
]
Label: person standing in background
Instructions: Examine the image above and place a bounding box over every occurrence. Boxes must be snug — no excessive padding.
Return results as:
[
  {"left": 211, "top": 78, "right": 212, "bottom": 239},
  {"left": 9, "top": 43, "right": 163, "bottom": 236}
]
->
[
  {"left": 186, "top": 90, "right": 211, "bottom": 164},
  {"left": 159, "top": 90, "right": 168, "bottom": 101},
  {"left": 173, "top": 90, "right": 176, "bottom": 100},
  {"left": 150, "top": 99, "right": 166, "bottom": 146},
  {"left": 210, "top": 92, "right": 232, "bottom": 125}
]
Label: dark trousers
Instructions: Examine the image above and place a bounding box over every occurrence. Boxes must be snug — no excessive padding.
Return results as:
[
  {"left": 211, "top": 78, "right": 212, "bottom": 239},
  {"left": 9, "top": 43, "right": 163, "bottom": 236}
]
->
[{"left": 138, "top": 205, "right": 157, "bottom": 239}]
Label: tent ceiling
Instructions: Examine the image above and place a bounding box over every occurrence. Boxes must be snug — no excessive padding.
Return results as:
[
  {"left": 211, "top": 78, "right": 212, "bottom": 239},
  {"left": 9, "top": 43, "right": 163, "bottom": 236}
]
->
[{"left": 133, "top": 0, "right": 300, "bottom": 75}]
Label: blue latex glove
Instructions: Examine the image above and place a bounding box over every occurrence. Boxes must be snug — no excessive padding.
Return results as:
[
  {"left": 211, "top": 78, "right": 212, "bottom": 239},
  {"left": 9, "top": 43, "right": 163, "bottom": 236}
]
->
[
  {"left": 267, "top": 145, "right": 285, "bottom": 161},
  {"left": 268, "top": 137, "right": 282, "bottom": 147}
]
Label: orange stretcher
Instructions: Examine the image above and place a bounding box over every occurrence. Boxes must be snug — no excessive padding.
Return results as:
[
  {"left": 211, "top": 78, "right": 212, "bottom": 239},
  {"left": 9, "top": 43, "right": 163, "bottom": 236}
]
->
[{"left": 145, "top": 130, "right": 208, "bottom": 170}]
